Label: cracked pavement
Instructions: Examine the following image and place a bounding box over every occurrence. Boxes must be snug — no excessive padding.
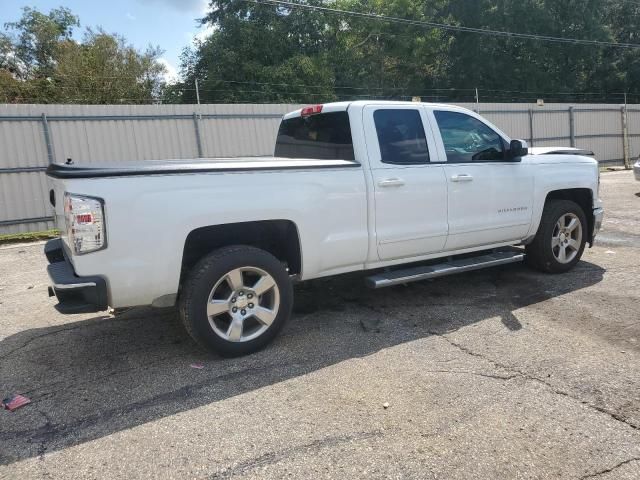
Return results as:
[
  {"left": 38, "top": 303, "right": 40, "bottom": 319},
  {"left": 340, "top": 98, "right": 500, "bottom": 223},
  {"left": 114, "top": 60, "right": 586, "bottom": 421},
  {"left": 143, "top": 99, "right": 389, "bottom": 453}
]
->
[{"left": 1, "top": 170, "right": 639, "bottom": 479}]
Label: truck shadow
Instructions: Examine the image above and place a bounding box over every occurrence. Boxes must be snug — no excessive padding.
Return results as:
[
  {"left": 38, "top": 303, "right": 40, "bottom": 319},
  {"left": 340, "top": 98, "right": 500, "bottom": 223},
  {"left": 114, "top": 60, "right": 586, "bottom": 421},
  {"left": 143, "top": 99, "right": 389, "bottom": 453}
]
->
[{"left": 0, "top": 261, "right": 604, "bottom": 465}]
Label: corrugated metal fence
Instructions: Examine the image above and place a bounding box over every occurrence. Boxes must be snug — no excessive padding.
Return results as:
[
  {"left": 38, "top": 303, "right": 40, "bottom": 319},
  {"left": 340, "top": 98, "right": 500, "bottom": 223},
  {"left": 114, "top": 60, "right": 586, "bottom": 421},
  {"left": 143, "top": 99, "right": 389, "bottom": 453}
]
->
[{"left": 0, "top": 102, "right": 636, "bottom": 235}]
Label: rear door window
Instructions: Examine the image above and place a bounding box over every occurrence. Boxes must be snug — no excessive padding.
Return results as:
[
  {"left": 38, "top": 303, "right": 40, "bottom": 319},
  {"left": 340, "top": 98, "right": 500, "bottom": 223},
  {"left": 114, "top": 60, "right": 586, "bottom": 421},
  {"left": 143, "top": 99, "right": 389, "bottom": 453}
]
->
[
  {"left": 373, "top": 109, "right": 430, "bottom": 165},
  {"left": 275, "top": 111, "right": 355, "bottom": 160}
]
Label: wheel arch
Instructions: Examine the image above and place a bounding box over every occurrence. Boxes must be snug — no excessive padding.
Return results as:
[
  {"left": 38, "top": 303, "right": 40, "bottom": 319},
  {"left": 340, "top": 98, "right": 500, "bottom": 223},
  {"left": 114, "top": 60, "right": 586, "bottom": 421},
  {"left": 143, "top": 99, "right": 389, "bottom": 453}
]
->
[
  {"left": 180, "top": 220, "right": 303, "bottom": 283},
  {"left": 543, "top": 188, "right": 595, "bottom": 245}
]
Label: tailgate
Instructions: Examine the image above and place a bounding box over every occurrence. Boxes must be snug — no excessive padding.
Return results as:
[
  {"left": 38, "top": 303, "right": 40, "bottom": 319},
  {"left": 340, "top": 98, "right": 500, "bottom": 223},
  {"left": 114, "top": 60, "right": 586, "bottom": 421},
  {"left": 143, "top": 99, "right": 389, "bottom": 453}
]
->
[{"left": 48, "top": 177, "right": 70, "bottom": 251}]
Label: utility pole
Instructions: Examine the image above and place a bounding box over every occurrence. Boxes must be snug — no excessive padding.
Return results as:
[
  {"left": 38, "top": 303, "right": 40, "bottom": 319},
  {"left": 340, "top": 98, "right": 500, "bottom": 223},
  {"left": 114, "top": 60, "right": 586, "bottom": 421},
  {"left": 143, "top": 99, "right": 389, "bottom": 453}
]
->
[
  {"left": 623, "top": 92, "right": 631, "bottom": 169},
  {"left": 475, "top": 88, "right": 480, "bottom": 113},
  {"left": 193, "top": 78, "right": 203, "bottom": 156}
]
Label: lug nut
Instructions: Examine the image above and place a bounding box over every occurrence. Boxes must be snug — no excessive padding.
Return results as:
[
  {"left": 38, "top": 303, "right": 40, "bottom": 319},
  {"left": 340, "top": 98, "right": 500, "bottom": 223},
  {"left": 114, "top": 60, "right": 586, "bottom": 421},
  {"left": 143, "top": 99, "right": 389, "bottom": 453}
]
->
[
  {"left": 239, "top": 291, "right": 245, "bottom": 296},
  {"left": 248, "top": 303, "right": 254, "bottom": 309},
  {"left": 231, "top": 297, "right": 237, "bottom": 303},
  {"left": 241, "top": 309, "right": 247, "bottom": 315},
  {"left": 232, "top": 307, "right": 238, "bottom": 313},
  {"left": 247, "top": 293, "right": 253, "bottom": 299}
]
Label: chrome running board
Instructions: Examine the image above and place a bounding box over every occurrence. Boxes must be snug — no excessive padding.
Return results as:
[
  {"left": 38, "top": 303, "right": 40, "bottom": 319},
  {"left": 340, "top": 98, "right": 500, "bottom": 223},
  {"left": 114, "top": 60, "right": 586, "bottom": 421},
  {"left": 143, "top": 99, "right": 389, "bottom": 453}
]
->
[{"left": 365, "top": 250, "right": 525, "bottom": 289}]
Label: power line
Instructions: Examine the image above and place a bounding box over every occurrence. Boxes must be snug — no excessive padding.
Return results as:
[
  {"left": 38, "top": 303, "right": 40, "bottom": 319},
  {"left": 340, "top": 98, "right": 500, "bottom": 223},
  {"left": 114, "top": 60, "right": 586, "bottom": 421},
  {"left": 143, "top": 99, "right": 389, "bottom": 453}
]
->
[
  {"left": 51, "top": 73, "right": 475, "bottom": 92},
  {"left": 10, "top": 70, "right": 636, "bottom": 102},
  {"left": 249, "top": 0, "right": 640, "bottom": 49},
  {"left": 478, "top": 88, "right": 628, "bottom": 96},
  {"left": 12, "top": 78, "right": 632, "bottom": 101},
  {"left": 47, "top": 77, "right": 631, "bottom": 98},
  {"left": 612, "top": 0, "right": 640, "bottom": 8}
]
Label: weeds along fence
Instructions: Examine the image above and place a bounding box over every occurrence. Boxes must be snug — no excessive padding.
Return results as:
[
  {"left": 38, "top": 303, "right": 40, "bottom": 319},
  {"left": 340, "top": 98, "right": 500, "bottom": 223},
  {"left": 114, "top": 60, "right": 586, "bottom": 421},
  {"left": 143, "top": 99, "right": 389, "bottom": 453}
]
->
[{"left": 0, "top": 102, "right": 637, "bottom": 235}]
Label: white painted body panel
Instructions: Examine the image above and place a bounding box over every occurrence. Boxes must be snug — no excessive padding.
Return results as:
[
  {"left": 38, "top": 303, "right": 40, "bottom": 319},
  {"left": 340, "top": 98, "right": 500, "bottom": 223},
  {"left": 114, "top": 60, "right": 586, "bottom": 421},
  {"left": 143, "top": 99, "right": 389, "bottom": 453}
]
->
[
  {"left": 523, "top": 156, "right": 601, "bottom": 238},
  {"left": 362, "top": 104, "right": 448, "bottom": 261},
  {"left": 52, "top": 167, "right": 369, "bottom": 308},
  {"left": 48, "top": 101, "right": 602, "bottom": 308},
  {"left": 442, "top": 162, "right": 534, "bottom": 250}
]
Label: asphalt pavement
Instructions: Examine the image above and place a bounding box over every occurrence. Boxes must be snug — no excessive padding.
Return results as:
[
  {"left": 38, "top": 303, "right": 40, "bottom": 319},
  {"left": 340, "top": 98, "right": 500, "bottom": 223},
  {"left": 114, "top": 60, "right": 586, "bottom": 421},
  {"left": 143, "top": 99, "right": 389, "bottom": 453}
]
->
[{"left": 0, "top": 170, "right": 639, "bottom": 479}]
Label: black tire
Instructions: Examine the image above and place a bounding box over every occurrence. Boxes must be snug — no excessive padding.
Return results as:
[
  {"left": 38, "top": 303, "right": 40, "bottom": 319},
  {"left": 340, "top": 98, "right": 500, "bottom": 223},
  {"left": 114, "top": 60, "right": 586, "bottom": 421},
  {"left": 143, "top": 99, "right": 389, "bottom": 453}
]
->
[
  {"left": 525, "top": 199, "right": 587, "bottom": 273},
  {"left": 179, "top": 245, "right": 293, "bottom": 357}
]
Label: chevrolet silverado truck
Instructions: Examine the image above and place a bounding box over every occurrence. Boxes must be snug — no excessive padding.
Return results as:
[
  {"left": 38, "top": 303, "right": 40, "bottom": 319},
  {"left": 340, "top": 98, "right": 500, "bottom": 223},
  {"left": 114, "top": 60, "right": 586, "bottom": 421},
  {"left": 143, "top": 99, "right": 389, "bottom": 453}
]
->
[{"left": 45, "top": 101, "right": 604, "bottom": 356}]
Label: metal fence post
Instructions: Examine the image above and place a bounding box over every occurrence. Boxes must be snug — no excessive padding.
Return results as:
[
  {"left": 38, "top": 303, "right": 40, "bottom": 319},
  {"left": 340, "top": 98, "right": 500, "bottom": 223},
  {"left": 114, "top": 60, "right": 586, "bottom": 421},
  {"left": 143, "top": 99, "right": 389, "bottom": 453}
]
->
[
  {"left": 569, "top": 107, "right": 575, "bottom": 147},
  {"left": 193, "top": 112, "right": 204, "bottom": 158},
  {"left": 622, "top": 105, "right": 631, "bottom": 169},
  {"left": 528, "top": 109, "right": 534, "bottom": 147},
  {"left": 41, "top": 113, "right": 55, "bottom": 164}
]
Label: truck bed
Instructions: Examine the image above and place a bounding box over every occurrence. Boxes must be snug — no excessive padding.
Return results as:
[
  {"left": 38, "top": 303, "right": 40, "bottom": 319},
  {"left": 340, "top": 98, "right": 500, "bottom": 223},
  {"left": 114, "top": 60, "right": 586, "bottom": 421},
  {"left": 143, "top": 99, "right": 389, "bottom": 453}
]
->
[{"left": 46, "top": 157, "right": 360, "bottom": 179}]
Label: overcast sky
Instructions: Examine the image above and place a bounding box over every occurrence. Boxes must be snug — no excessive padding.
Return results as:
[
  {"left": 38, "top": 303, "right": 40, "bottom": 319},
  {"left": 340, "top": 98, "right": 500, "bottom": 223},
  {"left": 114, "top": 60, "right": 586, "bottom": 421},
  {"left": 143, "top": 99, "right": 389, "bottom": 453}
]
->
[{"left": 0, "top": 0, "right": 214, "bottom": 82}]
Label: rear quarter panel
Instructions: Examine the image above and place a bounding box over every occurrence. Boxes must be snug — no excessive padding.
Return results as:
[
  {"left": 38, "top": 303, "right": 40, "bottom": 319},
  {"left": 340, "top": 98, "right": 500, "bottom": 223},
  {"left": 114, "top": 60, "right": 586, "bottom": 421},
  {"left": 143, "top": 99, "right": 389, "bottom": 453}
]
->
[{"left": 54, "top": 167, "right": 368, "bottom": 308}]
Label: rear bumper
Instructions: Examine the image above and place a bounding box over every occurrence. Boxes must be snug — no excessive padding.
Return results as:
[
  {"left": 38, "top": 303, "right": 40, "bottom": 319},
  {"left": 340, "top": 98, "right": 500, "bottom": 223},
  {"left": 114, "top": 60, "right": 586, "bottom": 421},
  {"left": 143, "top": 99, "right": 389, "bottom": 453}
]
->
[
  {"left": 45, "top": 238, "right": 109, "bottom": 314},
  {"left": 634, "top": 161, "right": 640, "bottom": 181}
]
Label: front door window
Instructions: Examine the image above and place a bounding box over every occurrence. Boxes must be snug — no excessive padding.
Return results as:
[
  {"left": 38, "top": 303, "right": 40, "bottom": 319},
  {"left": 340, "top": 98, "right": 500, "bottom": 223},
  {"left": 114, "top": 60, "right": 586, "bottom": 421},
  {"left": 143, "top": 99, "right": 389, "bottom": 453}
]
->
[{"left": 434, "top": 110, "right": 505, "bottom": 163}]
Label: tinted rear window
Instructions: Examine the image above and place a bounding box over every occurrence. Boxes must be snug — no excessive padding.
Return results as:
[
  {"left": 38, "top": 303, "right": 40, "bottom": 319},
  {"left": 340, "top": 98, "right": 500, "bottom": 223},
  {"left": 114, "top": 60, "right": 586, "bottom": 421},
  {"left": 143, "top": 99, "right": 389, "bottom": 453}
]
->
[
  {"left": 274, "top": 111, "right": 355, "bottom": 161},
  {"left": 373, "top": 109, "right": 430, "bottom": 165}
]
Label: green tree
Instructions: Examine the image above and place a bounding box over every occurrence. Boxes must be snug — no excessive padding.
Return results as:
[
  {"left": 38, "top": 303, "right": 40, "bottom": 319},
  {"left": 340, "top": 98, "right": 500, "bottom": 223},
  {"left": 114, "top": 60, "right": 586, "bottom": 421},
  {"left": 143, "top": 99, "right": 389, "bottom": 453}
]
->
[
  {"left": 54, "top": 29, "right": 166, "bottom": 104},
  {"left": 171, "top": 0, "right": 632, "bottom": 104},
  {"left": 595, "top": 0, "right": 640, "bottom": 101},
  {"left": 2, "top": 7, "right": 79, "bottom": 79},
  {"left": 436, "top": 0, "right": 613, "bottom": 101},
  {"left": 1, "top": 7, "right": 166, "bottom": 104},
  {"left": 331, "top": 0, "right": 451, "bottom": 100},
  {"left": 165, "top": 0, "right": 337, "bottom": 103}
]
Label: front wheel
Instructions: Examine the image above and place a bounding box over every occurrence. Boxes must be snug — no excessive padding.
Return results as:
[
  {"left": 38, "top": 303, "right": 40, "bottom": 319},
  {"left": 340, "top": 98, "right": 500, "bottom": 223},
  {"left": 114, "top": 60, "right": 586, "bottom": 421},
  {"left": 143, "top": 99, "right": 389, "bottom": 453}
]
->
[
  {"left": 179, "top": 246, "right": 293, "bottom": 357},
  {"left": 526, "top": 199, "right": 587, "bottom": 273}
]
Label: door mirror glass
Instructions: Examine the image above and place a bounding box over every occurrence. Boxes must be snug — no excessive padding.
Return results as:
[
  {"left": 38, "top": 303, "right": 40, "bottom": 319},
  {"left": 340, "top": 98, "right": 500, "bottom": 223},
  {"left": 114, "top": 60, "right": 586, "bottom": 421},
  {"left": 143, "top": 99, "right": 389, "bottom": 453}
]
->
[{"left": 509, "top": 139, "right": 529, "bottom": 159}]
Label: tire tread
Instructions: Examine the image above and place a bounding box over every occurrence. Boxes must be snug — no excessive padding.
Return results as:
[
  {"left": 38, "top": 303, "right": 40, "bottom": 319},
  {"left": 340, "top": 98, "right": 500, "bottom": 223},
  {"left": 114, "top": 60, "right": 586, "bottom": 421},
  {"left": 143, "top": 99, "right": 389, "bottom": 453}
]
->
[
  {"left": 178, "top": 245, "right": 291, "bottom": 356},
  {"left": 525, "top": 199, "right": 587, "bottom": 273}
]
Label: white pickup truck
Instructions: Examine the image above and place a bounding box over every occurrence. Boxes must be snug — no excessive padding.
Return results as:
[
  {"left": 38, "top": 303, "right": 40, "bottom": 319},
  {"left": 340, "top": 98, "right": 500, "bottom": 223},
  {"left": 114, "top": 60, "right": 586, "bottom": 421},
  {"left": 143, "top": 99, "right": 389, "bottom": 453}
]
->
[{"left": 45, "top": 101, "right": 604, "bottom": 356}]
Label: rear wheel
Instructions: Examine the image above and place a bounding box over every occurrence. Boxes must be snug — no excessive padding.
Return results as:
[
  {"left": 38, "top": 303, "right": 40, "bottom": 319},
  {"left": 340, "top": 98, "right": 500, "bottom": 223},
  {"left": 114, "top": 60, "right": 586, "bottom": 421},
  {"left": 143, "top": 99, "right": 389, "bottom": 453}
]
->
[
  {"left": 179, "top": 246, "right": 293, "bottom": 357},
  {"left": 526, "top": 199, "right": 587, "bottom": 273}
]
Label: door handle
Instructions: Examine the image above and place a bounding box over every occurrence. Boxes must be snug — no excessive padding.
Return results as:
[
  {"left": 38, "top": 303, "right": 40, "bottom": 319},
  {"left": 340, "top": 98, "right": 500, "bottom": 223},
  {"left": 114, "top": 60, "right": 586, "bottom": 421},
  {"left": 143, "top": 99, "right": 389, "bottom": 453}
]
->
[
  {"left": 378, "top": 178, "right": 405, "bottom": 188},
  {"left": 451, "top": 174, "right": 474, "bottom": 183}
]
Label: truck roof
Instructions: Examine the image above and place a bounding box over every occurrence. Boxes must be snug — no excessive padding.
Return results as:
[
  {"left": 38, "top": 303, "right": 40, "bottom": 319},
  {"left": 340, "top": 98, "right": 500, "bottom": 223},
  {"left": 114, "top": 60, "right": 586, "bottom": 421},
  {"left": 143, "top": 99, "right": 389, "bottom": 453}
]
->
[{"left": 282, "top": 100, "right": 474, "bottom": 119}]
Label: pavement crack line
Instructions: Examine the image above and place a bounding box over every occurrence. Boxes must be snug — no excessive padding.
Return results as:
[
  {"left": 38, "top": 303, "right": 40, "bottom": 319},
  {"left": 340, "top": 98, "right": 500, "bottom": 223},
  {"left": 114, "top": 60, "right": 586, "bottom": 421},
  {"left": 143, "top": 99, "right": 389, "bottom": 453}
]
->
[
  {"left": 0, "top": 311, "right": 169, "bottom": 361},
  {"left": 420, "top": 369, "right": 519, "bottom": 381},
  {"left": 580, "top": 457, "right": 640, "bottom": 479},
  {"left": 210, "top": 430, "right": 383, "bottom": 478},
  {"left": 0, "top": 323, "right": 88, "bottom": 360},
  {"left": 0, "top": 363, "right": 276, "bottom": 446},
  {"left": 428, "top": 330, "right": 640, "bottom": 434},
  {"left": 34, "top": 408, "right": 54, "bottom": 466},
  {"left": 20, "top": 349, "right": 184, "bottom": 398}
]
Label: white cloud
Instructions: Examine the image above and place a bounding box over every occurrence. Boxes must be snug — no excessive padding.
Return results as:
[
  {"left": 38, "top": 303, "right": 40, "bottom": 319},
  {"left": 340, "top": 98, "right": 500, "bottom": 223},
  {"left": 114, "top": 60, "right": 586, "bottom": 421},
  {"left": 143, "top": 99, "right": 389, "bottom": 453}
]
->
[
  {"left": 182, "top": 22, "right": 217, "bottom": 46},
  {"left": 199, "top": 0, "right": 210, "bottom": 16},
  {"left": 125, "top": 12, "right": 136, "bottom": 21},
  {"left": 158, "top": 58, "right": 179, "bottom": 83},
  {"left": 194, "top": 23, "right": 216, "bottom": 42}
]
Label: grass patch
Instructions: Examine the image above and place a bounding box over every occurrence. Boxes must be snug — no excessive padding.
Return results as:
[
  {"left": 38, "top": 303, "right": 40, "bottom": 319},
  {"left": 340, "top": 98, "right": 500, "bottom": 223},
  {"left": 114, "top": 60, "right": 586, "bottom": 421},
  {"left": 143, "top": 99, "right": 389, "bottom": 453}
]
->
[{"left": 0, "top": 229, "right": 59, "bottom": 246}]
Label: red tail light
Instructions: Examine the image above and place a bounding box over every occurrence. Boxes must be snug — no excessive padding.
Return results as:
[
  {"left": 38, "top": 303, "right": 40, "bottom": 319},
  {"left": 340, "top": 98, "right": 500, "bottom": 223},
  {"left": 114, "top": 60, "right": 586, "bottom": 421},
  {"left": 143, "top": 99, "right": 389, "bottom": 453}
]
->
[
  {"left": 301, "top": 104, "right": 323, "bottom": 117},
  {"left": 75, "top": 214, "right": 93, "bottom": 224}
]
